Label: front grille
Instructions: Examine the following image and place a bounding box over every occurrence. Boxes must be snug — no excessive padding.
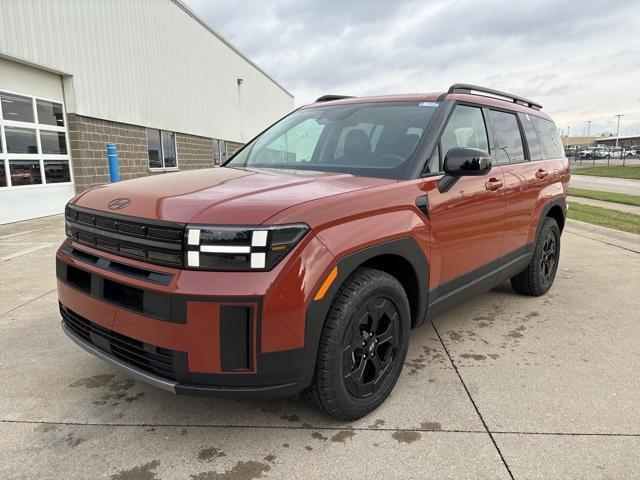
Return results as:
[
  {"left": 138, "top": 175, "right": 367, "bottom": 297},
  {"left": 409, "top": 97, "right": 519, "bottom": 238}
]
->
[
  {"left": 65, "top": 205, "right": 185, "bottom": 267},
  {"left": 61, "top": 304, "right": 177, "bottom": 380}
]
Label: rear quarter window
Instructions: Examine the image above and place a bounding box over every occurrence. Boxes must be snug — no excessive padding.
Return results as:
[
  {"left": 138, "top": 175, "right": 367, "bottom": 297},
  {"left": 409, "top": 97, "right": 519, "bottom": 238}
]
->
[{"left": 532, "top": 116, "right": 564, "bottom": 159}]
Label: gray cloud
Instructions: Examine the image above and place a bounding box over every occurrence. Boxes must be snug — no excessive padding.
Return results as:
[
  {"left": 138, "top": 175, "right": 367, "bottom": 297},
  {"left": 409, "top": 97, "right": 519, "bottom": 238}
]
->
[{"left": 187, "top": 0, "right": 640, "bottom": 135}]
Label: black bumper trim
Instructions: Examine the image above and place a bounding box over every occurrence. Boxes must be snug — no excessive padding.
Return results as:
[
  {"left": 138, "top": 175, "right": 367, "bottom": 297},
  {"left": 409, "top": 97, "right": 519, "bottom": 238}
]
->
[
  {"left": 62, "top": 320, "right": 309, "bottom": 399},
  {"left": 62, "top": 321, "right": 177, "bottom": 393}
]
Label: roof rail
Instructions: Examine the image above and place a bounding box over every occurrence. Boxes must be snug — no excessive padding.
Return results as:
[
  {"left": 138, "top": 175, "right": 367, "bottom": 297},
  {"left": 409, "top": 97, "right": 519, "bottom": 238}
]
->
[
  {"left": 315, "top": 95, "right": 356, "bottom": 103},
  {"left": 442, "top": 83, "right": 543, "bottom": 110}
]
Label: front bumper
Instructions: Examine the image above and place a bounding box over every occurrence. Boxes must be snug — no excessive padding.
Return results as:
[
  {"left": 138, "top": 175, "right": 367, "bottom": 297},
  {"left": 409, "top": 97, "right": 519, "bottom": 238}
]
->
[
  {"left": 56, "top": 234, "right": 335, "bottom": 398},
  {"left": 61, "top": 319, "right": 305, "bottom": 398}
]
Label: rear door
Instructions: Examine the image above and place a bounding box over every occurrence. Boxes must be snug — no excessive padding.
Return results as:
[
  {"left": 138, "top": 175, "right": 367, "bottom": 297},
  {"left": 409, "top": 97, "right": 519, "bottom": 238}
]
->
[
  {"left": 487, "top": 109, "right": 547, "bottom": 257},
  {"left": 426, "top": 104, "right": 506, "bottom": 292}
]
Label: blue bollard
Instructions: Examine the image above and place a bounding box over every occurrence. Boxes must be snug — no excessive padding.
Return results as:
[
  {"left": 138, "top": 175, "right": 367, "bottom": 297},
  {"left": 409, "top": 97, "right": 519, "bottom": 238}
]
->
[{"left": 107, "top": 143, "right": 120, "bottom": 182}]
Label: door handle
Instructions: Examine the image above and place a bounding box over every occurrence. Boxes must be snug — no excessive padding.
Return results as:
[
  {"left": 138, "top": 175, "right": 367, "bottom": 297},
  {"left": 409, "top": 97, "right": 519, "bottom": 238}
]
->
[
  {"left": 485, "top": 178, "right": 503, "bottom": 191},
  {"left": 535, "top": 169, "right": 549, "bottom": 179}
]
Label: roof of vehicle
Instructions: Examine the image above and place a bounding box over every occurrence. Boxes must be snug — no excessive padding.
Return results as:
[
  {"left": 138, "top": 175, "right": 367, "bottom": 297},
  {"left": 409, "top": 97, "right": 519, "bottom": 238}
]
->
[{"left": 306, "top": 85, "right": 553, "bottom": 121}]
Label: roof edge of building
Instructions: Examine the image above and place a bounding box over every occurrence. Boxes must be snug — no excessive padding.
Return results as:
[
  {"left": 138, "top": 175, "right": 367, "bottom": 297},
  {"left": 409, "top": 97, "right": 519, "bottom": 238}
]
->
[{"left": 170, "top": 0, "right": 293, "bottom": 99}]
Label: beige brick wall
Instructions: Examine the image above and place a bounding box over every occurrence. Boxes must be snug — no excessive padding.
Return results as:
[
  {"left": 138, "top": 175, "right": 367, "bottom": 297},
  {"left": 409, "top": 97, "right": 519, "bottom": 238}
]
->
[
  {"left": 226, "top": 140, "right": 244, "bottom": 157},
  {"left": 67, "top": 114, "right": 148, "bottom": 193},
  {"left": 176, "top": 133, "right": 214, "bottom": 170},
  {"left": 67, "top": 114, "right": 218, "bottom": 193}
]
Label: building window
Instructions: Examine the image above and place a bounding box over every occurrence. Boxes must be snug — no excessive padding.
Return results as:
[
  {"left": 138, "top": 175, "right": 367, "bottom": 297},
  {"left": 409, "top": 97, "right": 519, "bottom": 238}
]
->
[
  {"left": 9, "top": 159, "right": 42, "bottom": 186},
  {"left": 44, "top": 160, "right": 71, "bottom": 183},
  {"left": 213, "top": 139, "right": 227, "bottom": 165},
  {"left": 5, "top": 127, "right": 38, "bottom": 153},
  {"left": 1, "top": 92, "right": 34, "bottom": 123},
  {"left": 36, "top": 99, "right": 65, "bottom": 127},
  {"left": 0, "top": 90, "right": 70, "bottom": 188},
  {"left": 147, "top": 128, "right": 178, "bottom": 169},
  {"left": 39, "top": 130, "right": 67, "bottom": 154}
]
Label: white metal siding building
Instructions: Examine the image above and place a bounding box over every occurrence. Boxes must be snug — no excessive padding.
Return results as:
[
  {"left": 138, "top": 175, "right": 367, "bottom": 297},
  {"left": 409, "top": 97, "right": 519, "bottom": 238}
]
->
[{"left": 0, "top": 0, "right": 294, "bottom": 224}]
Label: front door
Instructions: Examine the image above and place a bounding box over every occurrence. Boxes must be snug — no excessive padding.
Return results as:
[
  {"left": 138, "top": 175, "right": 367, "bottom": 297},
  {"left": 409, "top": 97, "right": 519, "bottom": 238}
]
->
[{"left": 423, "top": 104, "right": 506, "bottom": 298}]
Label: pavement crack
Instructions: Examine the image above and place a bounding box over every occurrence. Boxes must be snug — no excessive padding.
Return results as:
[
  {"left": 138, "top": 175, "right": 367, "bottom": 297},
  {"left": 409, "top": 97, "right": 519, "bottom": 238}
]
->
[
  {"left": 432, "top": 320, "right": 516, "bottom": 480},
  {"left": 0, "top": 289, "right": 56, "bottom": 319},
  {"left": 2, "top": 418, "right": 639, "bottom": 437}
]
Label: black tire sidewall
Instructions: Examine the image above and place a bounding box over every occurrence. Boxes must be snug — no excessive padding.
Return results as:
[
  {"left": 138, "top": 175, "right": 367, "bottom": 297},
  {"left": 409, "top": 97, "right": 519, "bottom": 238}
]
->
[
  {"left": 533, "top": 219, "right": 561, "bottom": 294},
  {"left": 318, "top": 270, "right": 410, "bottom": 418}
]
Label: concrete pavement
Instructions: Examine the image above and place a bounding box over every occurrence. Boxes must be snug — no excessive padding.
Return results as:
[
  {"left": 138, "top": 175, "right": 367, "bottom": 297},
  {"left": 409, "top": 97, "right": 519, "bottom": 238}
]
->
[{"left": 1, "top": 215, "right": 639, "bottom": 479}]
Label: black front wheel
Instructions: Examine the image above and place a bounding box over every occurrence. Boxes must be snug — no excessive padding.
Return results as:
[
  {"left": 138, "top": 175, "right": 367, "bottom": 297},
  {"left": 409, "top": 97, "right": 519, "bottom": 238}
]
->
[
  {"left": 302, "top": 268, "right": 410, "bottom": 420},
  {"left": 511, "top": 217, "right": 561, "bottom": 296}
]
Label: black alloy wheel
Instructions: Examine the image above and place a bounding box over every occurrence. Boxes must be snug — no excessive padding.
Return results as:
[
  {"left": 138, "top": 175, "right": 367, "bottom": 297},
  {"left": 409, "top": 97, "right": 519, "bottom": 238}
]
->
[
  {"left": 539, "top": 231, "right": 557, "bottom": 286},
  {"left": 342, "top": 296, "right": 400, "bottom": 398}
]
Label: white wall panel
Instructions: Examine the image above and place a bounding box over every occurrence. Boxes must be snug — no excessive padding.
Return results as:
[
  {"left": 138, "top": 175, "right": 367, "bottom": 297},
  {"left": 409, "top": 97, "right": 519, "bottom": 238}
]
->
[
  {"left": 0, "top": 184, "right": 75, "bottom": 224},
  {"left": 0, "top": 0, "right": 293, "bottom": 142},
  {"left": 0, "top": 59, "right": 64, "bottom": 101}
]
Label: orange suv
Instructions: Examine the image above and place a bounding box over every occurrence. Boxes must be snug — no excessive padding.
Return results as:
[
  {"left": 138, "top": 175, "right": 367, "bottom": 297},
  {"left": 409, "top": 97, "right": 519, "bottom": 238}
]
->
[{"left": 57, "top": 84, "right": 569, "bottom": 419}]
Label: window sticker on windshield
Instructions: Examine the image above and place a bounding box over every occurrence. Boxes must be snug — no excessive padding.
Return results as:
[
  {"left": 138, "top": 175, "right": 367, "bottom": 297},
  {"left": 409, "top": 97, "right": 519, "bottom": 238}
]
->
[{"left": 419, "top": 102, "right": 439, "bottom": 107}]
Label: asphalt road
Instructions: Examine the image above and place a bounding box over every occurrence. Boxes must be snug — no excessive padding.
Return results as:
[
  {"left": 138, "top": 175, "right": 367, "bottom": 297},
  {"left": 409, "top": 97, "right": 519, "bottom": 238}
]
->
[
  {"left": 570, "top": 174, "right": 640, "bottom": 195},
  {"left": 1, "top": 215, "right": 639, "bottom": 479}
]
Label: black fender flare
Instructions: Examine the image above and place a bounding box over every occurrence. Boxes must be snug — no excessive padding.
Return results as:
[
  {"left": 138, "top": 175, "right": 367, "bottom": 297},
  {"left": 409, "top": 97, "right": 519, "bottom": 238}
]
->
[
  {"left": 536, "top": 197, "right": 566, "bottom": 241},
  {"left": 303, "top": 237, "right": 429, "bottom": 373}
]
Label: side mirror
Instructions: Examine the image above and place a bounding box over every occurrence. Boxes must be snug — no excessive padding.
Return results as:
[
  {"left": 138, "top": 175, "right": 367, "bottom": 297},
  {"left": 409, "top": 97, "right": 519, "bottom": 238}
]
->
[{"left": 443, "top": 148, "right": 492, "bottom": 176}]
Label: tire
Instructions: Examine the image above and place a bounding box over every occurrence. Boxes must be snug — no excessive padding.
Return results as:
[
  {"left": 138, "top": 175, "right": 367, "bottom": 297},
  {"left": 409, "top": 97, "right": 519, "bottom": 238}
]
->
[
  {"left": 511, "top": 217, "right": 561, "bottom": 296},
  {"left": 302, "top": 267, "right": 410, "bottom": 420}
]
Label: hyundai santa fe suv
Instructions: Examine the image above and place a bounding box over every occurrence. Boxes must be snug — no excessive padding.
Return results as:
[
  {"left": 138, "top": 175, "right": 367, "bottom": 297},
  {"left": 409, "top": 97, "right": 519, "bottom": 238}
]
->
[{"left": 57, "top": 84, "right": 570, "bottom": 420}]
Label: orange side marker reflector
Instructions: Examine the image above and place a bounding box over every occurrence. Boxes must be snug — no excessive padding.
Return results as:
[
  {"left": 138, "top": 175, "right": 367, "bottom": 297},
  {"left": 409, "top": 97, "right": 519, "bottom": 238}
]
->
[{"left": 314, "top": 266, "right": 338, "bottom": 301}]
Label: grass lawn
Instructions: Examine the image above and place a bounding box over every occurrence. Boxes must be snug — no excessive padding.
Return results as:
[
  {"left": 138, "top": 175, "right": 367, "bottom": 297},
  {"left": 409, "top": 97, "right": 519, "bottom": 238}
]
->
[
  {"left": 568, "top": 203, "right": 640, "bottom": 235},
  {"left": 568, "top": 188, "right": 640, "bottom": 207},
  {"left": 572, "top": 166, "right": 640, "bottom": 180}
]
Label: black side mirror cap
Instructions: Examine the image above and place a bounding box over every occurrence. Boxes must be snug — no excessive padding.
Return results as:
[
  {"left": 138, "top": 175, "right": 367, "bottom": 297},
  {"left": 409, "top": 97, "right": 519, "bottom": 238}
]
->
[
  {"left": 443, "top": 148, "right": 492, "bottom": 176},
  {"left": 438, "top": 148, "right": 492, "bottom": 193}
]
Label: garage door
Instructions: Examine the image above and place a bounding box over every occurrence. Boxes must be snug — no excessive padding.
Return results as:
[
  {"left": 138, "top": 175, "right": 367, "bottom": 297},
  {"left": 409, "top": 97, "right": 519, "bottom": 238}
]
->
[{"left": 0, "top": 60, "right": 74, "bottom": 224}]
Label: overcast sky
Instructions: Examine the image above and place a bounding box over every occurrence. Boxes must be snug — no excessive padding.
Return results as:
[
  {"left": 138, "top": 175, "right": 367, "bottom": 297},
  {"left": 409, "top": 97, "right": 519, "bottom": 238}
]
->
[{"left": 187, "top": 0, "right": 640, "bottom": 137}]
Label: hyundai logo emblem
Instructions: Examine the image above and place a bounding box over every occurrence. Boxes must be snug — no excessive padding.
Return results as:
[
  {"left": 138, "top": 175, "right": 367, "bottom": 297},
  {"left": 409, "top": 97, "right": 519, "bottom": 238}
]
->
[{"left": 107, "top": 198, "right": 132, "bottom": 210}]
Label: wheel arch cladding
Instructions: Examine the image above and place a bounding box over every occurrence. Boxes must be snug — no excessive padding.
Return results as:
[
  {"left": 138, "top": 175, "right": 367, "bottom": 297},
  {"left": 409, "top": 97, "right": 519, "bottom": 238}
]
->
[
  {"left": 546, "top": 204, "right": 565, "bottom": 232},
  {"left": 304, "top": 237, "right": 429, "bottom": 369}
]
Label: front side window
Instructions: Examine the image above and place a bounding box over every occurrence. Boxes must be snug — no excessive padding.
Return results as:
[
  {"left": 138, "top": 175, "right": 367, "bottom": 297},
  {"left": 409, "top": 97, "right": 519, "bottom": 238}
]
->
[
  {"left": 439, "top": 105, "right": 489, "bottom": 168},
  {"left": 228, "top": 102, "right": 439, "bottom": 180},
  {"left": 147, "top": 129, "right": 178, "bottom": 169},
  {"left": 488, "top": 110, "right": 525, "bottom": 164}
]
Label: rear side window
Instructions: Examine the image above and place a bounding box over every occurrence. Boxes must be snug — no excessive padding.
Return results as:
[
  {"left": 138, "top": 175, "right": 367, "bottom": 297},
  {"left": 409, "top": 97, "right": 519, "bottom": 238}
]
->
[
  {"left": 519, "top": 113, "right": 544, "bottom": 161},
  {"left": 488, "top": 110, "right": 525, "bottom": 164},
  {"left": 532, "top": 117, "right": 564, "bottom": 159},
  {"left": 440, "top": 105, "right": 489, "bottom": 163}
]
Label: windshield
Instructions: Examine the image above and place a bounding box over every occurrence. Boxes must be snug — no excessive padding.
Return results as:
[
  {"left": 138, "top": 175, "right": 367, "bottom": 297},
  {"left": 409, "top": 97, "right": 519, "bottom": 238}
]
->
[{"left": 226, "top": 102, "right": 439, "bottom": 179}]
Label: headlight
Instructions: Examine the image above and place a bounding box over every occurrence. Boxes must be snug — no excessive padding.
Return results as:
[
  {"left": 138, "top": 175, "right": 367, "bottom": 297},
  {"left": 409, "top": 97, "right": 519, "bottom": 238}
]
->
[{"left": 185, "top": 224, "right": 309, "bottom": 271}]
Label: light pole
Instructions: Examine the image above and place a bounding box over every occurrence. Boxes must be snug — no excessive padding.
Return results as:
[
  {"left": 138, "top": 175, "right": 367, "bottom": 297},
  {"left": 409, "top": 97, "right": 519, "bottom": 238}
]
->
[
  {"left": 614, "top": 114, "right": 624, "bottom": 164},
  {"left": 586, "top": 120, "right": 592, "bottom": 137}
]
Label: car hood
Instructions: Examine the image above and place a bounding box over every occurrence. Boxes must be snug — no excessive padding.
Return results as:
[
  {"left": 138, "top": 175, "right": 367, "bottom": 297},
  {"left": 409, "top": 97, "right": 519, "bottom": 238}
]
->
[{"left": 72, "top": 167, "right": 391, "bottom": 224}]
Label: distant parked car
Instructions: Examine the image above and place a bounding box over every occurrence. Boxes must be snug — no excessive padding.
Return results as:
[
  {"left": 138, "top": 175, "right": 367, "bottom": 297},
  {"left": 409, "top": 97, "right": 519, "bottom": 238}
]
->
[
  {"left": 578, "top": 148, "right": 594, "bottom": 159},
  {"left": 578, "top": 147, "right": 609, "bottom": 159},
  {"left": 623, "top": 149, "right": 636, "bottom": 157},
  {"left": 608, "top": 147, "right": 623, "bottom": 158}
]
